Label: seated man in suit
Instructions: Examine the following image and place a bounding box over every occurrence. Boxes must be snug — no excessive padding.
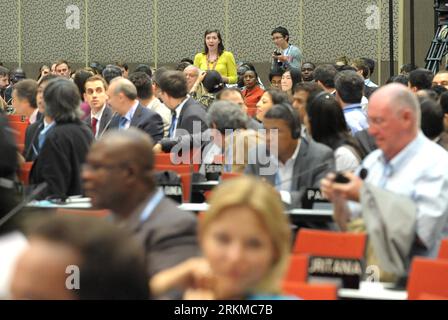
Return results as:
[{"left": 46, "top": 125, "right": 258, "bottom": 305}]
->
[
  {"left": 128, "top": 71, "right": 171, "bottom": 137},
  {"left": 107, "top": 77, "right": 164, "bottom": 143},
  {"left": 0, "top": 111, "right": 19, "bottom": 223},
  {"left": 82, "top": 128, "right": 200, "bottom": 277},
  {"left": 12, "top": 79, "right": 41, "bottom": 124},
  {"left": 24, "top": 74, "right": 58, "bottom": 162},
  {"left": 83, "top": 75, "right": 113, "bottom": 140},
  {"left": 245, "top": 104, "right": 335, "bottom": 208},
  {"left": 153, "top": 70, "right": 208, "bottom": 153}
]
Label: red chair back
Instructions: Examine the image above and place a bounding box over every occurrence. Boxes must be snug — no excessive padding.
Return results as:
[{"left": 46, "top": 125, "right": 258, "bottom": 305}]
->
[
  {"left": 18, "top": 162, "right": 33, "bottom": 185},
  {"left": 293, "top": 229, "right": 367, "bottom": 259},
  {"left": 407, "top": 257, "right": 448, "bottom": 300},
  {"left": 438, "top": 239, "right": 448, "bottom": 260},
  {"left": 221, "top": 172, "right": 242, "bottom": 181},
  {"left": 9, "top": 121, "right": 29, "bottom": 153},
  {"left": 282, "top": 282, "right": 338, "bottom": 300},
  {"left": 283, "top": 254, "right": 309, "bottom": 283}
]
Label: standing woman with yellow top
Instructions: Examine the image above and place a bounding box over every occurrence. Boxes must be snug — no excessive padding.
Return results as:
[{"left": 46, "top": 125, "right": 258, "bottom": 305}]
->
[{"left": 194, "top": 30, "right": 238, "bottom": 85}]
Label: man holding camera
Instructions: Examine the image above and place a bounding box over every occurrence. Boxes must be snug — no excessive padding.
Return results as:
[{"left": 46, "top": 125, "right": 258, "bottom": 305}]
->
[{"left": 271, "top": 27, "right": 303, "bottom": 72}]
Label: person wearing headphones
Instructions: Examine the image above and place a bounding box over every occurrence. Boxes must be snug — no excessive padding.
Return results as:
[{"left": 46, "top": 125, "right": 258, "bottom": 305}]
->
[{"left": 245, "top": 103, "right": 335, "bottom": 208}]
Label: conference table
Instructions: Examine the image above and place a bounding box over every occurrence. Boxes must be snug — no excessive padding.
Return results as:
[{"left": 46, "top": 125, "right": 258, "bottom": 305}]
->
[
  {"left": 338, "top": 282, "right": 407, "bottom": 300},
  {"left": 26, "top": 197, "right": 334, "bottom": 223}
]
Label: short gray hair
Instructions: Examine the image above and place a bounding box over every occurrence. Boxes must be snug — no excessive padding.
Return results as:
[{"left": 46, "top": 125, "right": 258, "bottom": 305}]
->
[
  {"left": 389, "top": 85, "right": 422, "bottom": 127},
  {"left": 44, "top": 78, "right": 82, "bottom": 122},
  {"left": 207, "top": 101, "right": 249, "bottom": 134},
  {"left": 184, "top": 65, "right": 200, "bottom": 76},
  {"left": 110, "top": 77, "right": 137, "bottom": 100}
]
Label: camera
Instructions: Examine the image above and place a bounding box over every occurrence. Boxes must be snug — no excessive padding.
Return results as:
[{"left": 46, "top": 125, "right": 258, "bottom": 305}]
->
[
  {"left": 273, "top": 49, "right": 282, "bottom": 66},
  {"left": 334, "top": 172, "right": 350, "bottom": 184}
]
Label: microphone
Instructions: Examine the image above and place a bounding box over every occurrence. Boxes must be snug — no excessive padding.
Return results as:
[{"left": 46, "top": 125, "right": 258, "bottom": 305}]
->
[
  {"left": 0, "top": 182, "right": 48, "bottom": 228},
  {"left": 334, "top": 168, "right": 369, "bottom": 184},
  {"left": 97, "top": 111, "right": 118, "bottom": 139},
  {"left": 359, "top": 168, "right": 369, "bottom": 180}
]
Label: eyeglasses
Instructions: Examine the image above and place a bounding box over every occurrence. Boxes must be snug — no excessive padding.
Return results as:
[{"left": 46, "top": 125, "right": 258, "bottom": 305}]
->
[{"left": 272, "top": 36, "right": 284, "bottom": 40}]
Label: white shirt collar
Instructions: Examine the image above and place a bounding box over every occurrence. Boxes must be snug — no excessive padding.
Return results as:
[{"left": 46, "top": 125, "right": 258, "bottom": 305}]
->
[
  {"left": 29, "top": 109, "right": 39, "bottom": 124},
  {"left": 279, "top": 140, "right": 301, "bottom": 166},
  {"left": 91, "top": 104, "right": 106, "bottom": 120},
  {"left": 174, "top": 97, "right": 189, "bottom": 118},
  {"left": 124, "top": 100, "right": 139, "bottom": 121}
]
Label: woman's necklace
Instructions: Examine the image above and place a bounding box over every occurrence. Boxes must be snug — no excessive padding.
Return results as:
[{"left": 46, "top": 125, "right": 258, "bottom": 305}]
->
[{"left": 206, "top": 53, "right": 218, "bottom": 70}]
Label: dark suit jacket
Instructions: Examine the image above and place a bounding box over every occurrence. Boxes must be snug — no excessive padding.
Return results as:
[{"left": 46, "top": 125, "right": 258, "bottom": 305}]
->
[
  {"left": 364, "top": 85, "right": 377, "bottom": 99},
  {"left": 245, "top": 137, "right": 335, "bottom": 208},
  {"left": 29, "top": 121, "right": 94, "bottom": 200},
  {"left": 354, "top": 129, "right": 377, "bottom": 157},
  {"left": 124, "top": 195, "right": 200, "bottom": 277},
  {"left": 160, "top": 97, "right": 208, "bottom": 152},
  {"left": 83, "top": 105, "right": 113, "bottom": 139},
  {"left": 110, "top": 103, "right": 164, "bottom": 143},
  {"left": 24, "top": 119, "right": 44, "bottom": 161}
]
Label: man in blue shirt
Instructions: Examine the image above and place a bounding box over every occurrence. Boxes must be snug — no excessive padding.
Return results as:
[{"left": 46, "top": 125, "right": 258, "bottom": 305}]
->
[
  {"left": 335, "top": 70, "right": 369, "bottom": 135},
  {"left": 321, "top": 83, "right": 448, "bottom": 259}
]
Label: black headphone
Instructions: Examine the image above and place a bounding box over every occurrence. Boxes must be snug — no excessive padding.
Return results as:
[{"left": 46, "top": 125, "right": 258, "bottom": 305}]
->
[{"left": 277, "top": 103, "right": 301, "bottom": 139}]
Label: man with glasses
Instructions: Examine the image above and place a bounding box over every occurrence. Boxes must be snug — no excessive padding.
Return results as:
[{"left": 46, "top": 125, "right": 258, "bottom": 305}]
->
[
  {"left": 271, "top": 26, "right": 303, "bottom": 72},
  {"left": 82, "top": 128, "right": 199, "bottom": 278},
  {"left": 321, "top": 83, "right": 448, "bottom": 259}
]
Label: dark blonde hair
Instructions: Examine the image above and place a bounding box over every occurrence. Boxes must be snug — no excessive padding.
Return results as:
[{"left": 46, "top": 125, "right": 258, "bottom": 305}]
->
[{"left": 200, "top": 176, "right": 291, "bottom": 294}]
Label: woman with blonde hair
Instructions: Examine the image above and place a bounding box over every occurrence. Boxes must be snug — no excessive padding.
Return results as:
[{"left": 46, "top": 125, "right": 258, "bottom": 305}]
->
[{"left": 150, "top": 176, "right": 293, "bottom": 300}]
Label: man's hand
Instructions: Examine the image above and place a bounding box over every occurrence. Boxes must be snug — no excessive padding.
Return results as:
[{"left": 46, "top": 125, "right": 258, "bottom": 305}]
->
[
  {"left": 272, "top": 54, "right": 289, "bottom": 63},
  {"left": 321, "top": 171, "right": 363, "bottom": 202}
]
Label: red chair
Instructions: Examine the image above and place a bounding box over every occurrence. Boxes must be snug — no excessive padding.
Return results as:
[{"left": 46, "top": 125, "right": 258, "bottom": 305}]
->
[
  {"left": 438, "top": 239, "right": 448, "bottom": 260},
  {"left": 18, "top": 161, "right": 33, "bottom": 185},
  {"left": 283, "top": 254, "right": 309, "bottom": 284},
  {"left": 221, "top": 172, "right": 242, "bottom": 181},
  {"left": 282, "top": 282, "right": 338, "bottom": 300},
  {"left": 155, "top": 153, "right": 185, "bottom": 166},
  {"left": 417, "top": 293, "right": 448, "bottom": 300},
  {"left": 9, "top": 121, "right": 29, "bottom": 153},
  {"left": 56, "top": 208, "right": 111, "bottom": 218},
  {"left": 293, "top": 229, "right": 367, "bottom": 260},
  {"left": 155, "top": 164, "right": 192, "bottom": 203},
  {"left": 407, "top": 257, "right": 448, "bottom": 300}
]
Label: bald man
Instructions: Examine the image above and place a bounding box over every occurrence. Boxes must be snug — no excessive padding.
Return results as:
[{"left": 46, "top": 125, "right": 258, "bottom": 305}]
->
[
  {"left": 82, "top": 128, "right": 199, "bottom": 277},
  {"left": 321, "top": 83, "right": 448, "bottom": 258},
  {"left": 107, "top": 77, "right": 164, "bottom": 143}
]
